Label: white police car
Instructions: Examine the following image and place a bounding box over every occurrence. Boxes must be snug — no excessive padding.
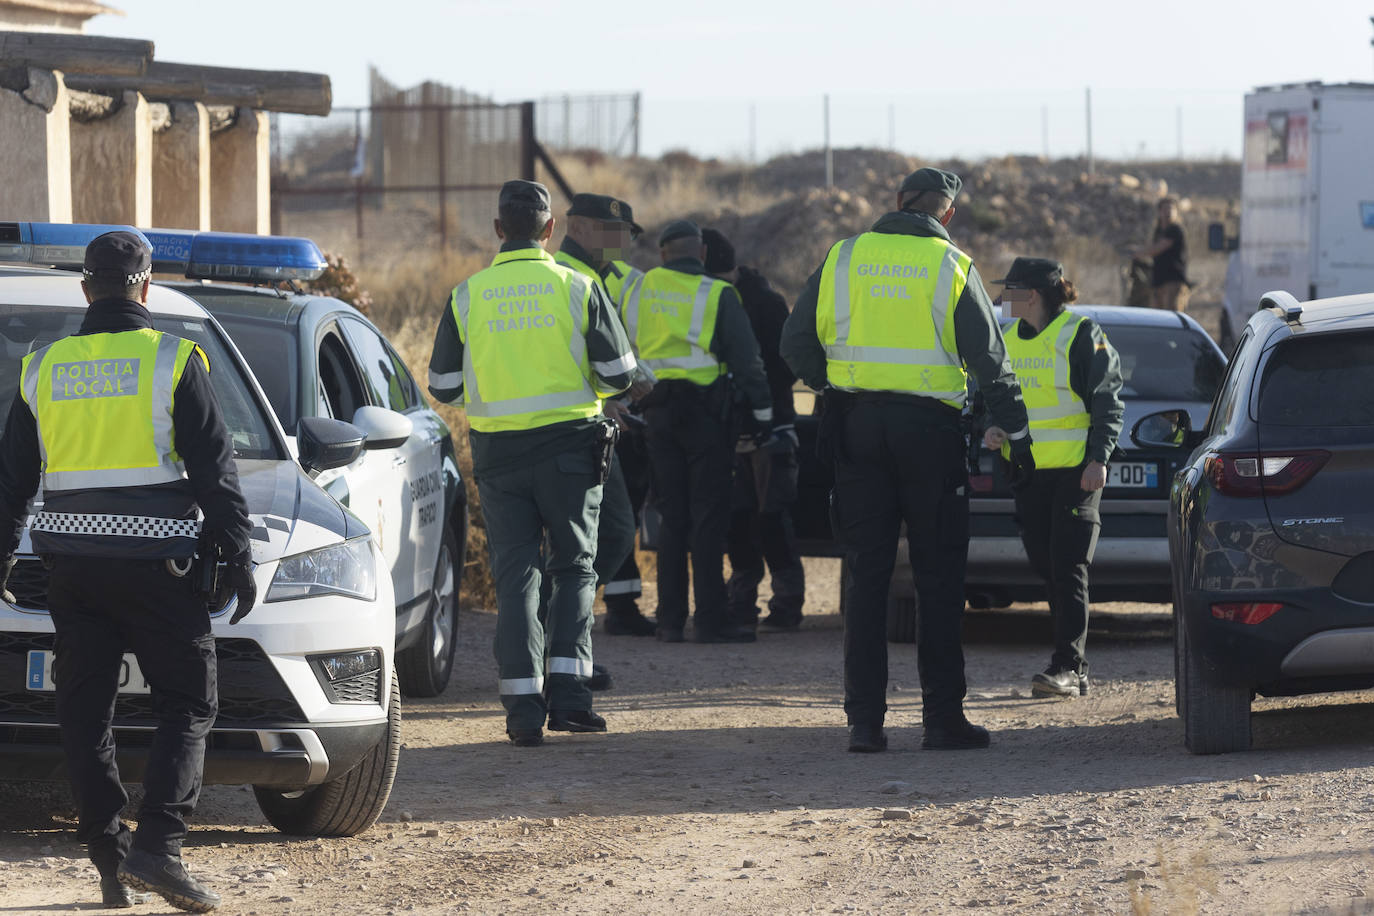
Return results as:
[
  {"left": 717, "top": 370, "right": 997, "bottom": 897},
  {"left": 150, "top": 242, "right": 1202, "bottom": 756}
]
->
[
  {"left": 142, "top": 231, "right": 466, "bottom": 699},
  {"left": 0, "top": 222, "right": 399, "bottom": 837}
]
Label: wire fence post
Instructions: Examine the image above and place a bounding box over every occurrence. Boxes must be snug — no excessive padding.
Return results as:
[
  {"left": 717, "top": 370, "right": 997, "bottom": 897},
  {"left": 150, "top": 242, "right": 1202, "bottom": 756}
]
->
[
  {"left": 1085, "top": 86, "right": 1094, "bottom": 176},
  {"left": 824, "top": 94, "right": 833, "bottom": 189}
]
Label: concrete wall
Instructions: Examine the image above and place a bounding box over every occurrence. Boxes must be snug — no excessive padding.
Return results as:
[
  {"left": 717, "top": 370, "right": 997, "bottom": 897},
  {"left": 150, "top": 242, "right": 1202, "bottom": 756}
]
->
[
  {"left": 0, "top": 68, "right": 72, "bottom": 221},
  {"left": 152, "top": 101, "right": 210, "bottom": 230},
  {"left": 70, "top": 89, "right": 151, "bottom": 225},
  {"left": 210, "top": 107, "right": 270, "bottom": 234}
]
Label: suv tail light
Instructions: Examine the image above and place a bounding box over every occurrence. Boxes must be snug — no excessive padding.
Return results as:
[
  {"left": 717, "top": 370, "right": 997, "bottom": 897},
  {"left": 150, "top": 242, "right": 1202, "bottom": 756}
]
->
[
  {"left": 1211, "top": 602, "right": 1283, "bottom": 624},
  {"left": 1204, "top": 450, "right": 1330, "bottom": 497}
]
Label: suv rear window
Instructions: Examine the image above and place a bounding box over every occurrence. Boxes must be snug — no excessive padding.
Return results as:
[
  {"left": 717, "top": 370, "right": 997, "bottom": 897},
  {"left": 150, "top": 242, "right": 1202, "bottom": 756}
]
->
[{"left": 1258, "top": 330, "right": 1374, "bottom": 427}]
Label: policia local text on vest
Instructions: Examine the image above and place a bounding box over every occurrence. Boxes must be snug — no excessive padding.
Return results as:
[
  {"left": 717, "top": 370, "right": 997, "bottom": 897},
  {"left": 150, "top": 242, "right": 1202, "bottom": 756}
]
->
[
  {"left": 0, "top": 231, "right": 253, "bottom": 911},
  {"left": 986, "top": 257, "right": 1124, "bottom": 700},
  {"left": 620, "top": 219, "right": 774, "bottom": 644},
  {"left": 427, "top": 181, "right": 638, "bottom": 747},
  {"left": 781, "top": 168, "right": 1033, "bottom": 754}
]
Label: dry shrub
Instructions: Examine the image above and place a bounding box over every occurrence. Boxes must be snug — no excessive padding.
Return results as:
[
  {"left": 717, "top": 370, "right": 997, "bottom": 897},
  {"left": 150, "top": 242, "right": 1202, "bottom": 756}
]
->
[{"left": 306, "top": 252, "right": 374, "bottom": 315}]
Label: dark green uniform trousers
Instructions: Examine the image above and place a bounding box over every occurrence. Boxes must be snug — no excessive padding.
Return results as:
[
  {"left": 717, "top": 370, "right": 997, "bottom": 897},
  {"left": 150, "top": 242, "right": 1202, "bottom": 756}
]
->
[{"left": 477, "top": 445, "right": 602, "bottom": 732}]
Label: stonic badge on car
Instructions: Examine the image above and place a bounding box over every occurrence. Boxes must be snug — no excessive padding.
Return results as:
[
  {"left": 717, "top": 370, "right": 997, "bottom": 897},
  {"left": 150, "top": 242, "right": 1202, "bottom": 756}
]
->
[{"left": 0, "top": 222, "right": 401, "bottom": 836}]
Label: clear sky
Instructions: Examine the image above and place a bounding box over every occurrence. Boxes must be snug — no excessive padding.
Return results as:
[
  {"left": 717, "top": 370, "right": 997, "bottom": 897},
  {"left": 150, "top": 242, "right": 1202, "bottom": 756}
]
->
[{"left": 93, "top": 0, "right": 1374, "bottom": 161}]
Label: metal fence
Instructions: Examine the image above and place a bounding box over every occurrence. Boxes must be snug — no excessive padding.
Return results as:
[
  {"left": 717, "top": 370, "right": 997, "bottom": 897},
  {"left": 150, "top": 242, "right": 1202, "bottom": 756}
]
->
[
  {"left": 535, "top": 93, "right": 640, "bottom": 157},
  {"left": 270, "top": 100, "right": 537, "bottom": 261}
]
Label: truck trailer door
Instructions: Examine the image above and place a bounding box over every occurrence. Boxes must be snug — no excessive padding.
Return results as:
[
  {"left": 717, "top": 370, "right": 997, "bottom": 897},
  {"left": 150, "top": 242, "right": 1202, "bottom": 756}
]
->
[{"left": 1314, "top": 88, "right": 1374, "bottom": 299}]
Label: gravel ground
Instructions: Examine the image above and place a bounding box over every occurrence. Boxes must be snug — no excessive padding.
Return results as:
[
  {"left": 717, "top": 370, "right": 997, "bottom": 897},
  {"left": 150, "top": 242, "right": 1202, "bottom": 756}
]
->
[{"left": 4, "top": 558, "right": 1374, "bottom": 915}]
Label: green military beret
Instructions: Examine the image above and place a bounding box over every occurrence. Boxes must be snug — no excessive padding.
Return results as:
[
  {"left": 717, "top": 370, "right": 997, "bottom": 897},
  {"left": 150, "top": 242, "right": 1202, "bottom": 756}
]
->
[
  {"left": 658, "top": 219, "right": 702, "bottom": 247},
  {"left": 498, "top": 179, "right": 551, "bottom": 211},
  {"left": 899, "top": 167, "right": 962, "bottom": 201},
  {"left": 568, "top": 193, "right": 644, "bottom": 236}
]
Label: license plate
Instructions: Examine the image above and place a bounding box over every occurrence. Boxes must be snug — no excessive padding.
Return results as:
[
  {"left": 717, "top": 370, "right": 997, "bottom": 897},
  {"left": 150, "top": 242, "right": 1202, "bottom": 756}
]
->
[
  {"left": 26, "top": 650, "right": 151, "bottom": 695},
  {"left": 1109, "top": 462, "right": 1159, "bottom": 488}
]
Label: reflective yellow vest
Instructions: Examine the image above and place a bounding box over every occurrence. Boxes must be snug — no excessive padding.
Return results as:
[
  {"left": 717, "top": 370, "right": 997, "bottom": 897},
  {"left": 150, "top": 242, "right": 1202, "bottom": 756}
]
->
[
  {"left": 815, "top": 232, "right": 970, "bottom": 408},
  {"left": 20, "top": 328, "right": 206, "bottom": 555},
  {"left": 452, "top": 247, "right": 602, "bottom": 433},
  {"left": 603, "top": 260, "right": 644, "bottom": 309},
  {"left": 1001, "top": 310, "right": 1091, "bottom": 469},
  {"left": 620, "top": 267, "right": 727, "bottom": 386},
  {"left": 554, "top": 249, "right": 604, "bottom": 289}
]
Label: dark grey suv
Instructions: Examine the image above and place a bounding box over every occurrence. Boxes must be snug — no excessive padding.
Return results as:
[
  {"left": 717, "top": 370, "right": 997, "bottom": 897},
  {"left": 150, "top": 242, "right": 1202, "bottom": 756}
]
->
[{"left": 1148, "top": 291, "right": 1374, "bottom": 754}]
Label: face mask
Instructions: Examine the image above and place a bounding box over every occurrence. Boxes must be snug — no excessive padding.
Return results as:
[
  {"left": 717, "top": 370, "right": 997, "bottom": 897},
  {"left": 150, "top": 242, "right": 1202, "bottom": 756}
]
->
[{"left": 998, "top": 298, "right": 1014, "bottom": 321}]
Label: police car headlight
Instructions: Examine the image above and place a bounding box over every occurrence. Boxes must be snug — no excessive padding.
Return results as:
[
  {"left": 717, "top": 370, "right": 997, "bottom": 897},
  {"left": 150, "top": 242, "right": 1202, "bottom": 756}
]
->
[{"left": 266, "top": 537, "right": 377, "bottom": 602}]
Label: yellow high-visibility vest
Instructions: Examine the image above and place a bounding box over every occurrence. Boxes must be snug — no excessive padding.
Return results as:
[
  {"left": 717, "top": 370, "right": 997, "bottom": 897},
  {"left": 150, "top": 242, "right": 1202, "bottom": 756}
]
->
[
  {"left": 620, "top": 267, "right": 727, "bottom": 386},
  {"left": 452, "top": 247, "right": 601, "bottom": 433},
  {"left": 815, "top": 232, "right": 970, "bottom": 408},
  {"left": 1001, "top": 309, "right": 1091, "bottom": 469},
  {"left": 21, "top": 328, "right": 203, "bottom": 492},
  {"left": 555, "top": 249, "right": 604, "bottom": 289},
  {"left": 603, "top": 260, "right": 644, "bottom": 309}
]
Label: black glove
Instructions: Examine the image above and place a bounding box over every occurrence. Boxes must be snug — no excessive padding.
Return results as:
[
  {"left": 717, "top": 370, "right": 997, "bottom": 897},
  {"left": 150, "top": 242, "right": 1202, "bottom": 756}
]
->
[
  {"left": 1, "top": 555, "right": 15, "bottom": 604},
  {"left": 228, "top": 561, "right": 257, "bottom": 624},
  {"left": 1007, "top": 436, "right": 1036, "bottom": 489},
  {"left": 761, "top": 424, "right": 799, "bottom": 455}
]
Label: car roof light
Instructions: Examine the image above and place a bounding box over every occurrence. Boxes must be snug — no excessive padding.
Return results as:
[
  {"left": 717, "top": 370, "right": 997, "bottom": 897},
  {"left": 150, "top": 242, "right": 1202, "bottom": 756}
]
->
[
  {"left": 0, "top": 221, "right": 326, "bottom": 283},
  {"left": 0, "top": 221, "right": 149, "bottom": 271}
]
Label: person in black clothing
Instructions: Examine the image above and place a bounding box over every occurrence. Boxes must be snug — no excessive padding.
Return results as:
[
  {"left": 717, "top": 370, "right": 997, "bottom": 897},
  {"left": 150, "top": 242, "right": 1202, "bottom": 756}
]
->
[
  {"left": 983, "top": 258, "right": 1124, "bottom": 698},
  {"left": 781, "top": 169, "right": 1032, "bottom": 753},
  {"left": 702, "top": 229, "right": 806, "bottom": 632},
  {"left": 1136, "top": 196, "right": 1190, "bottom": 311},
  {"left": 0, "top": 232, "right": 254, "bottom": 912}
]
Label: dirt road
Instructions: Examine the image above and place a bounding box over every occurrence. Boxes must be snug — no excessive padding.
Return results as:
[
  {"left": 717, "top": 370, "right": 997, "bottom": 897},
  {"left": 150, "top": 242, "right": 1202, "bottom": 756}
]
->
[{"left": 4, "top": 559, "right": 1374, "bottom": 914}]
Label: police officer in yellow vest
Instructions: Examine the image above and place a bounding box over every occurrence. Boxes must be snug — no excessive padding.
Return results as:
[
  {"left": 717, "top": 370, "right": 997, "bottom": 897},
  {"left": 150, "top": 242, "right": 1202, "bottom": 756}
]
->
[
  {"left": 982, "top": 258, "right": 1123, "bottom": 699},
  {"left": 781, "top": 168, "right": 1033, "bottom": 753},
  {"left": 0, "top": 231, "right": 254, "bottom": 911},
  {"left": 427, "top": 181, "right": 637, "bottom": 746},
  {"left": 555, "top": 194, "right": 658, "bottom": 638},
  {"left": 622, "top": 219, "right": 773, "bottom": 643}
]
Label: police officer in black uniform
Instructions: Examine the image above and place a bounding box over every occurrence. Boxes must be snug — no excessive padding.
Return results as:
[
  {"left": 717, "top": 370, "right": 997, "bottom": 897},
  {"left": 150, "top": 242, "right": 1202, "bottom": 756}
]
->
[
  {"left": 781, "top": 169, "right": 1032, "bottom": 753},
  {"left": 0, "top": 232, "right": 254, "bottom": 912}
]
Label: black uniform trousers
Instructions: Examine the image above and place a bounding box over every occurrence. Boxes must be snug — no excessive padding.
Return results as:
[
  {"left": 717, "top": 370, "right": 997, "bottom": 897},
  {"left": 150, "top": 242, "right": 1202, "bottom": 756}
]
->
[
  {"left": 644, "top": 384, "right": 734, "bottom": 634},
  {"left": 1011, "top": 465, "right": 1102, "bottom": 673},
  {"left": 603, "top": 429, "right": 651, "bottom": 617},
  {"left": 727, "top": 446, "right": 806, "bottom": 626},
  {"left": 833, "top": 398, "right": 970, "bottom": 728},
  {"left": 46, "top": 554, "right": 217, "bottom": 870}
]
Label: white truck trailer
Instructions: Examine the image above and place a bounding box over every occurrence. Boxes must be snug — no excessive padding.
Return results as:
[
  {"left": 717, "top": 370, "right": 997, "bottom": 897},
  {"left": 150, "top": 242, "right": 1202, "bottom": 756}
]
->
[{"left": 1214, "top": 82, "right": 1374, "bottom": 344}]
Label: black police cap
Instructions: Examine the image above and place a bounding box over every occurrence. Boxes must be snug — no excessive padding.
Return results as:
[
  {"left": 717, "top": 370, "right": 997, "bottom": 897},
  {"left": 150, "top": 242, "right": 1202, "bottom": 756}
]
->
[
  {"left": 701, "top": 228, "right": 736, "bottom": 274},
  {"left": 83, "top": 230, "right": 152, "bottom": 284},
  {"left": 899, "top": 167, "right": 962, "bottom": 201},
  {"left": 567, "top": 193, "right": 644, "bottom": 236},
  {"left": 658, "top": 219, "right": 701, "bottom": 247},
  {"left": 498, "top": 179, "right": 551, "bottom": 212},
  {"left": 994, "top": 257, "right": 1065, "bottom": 290}
]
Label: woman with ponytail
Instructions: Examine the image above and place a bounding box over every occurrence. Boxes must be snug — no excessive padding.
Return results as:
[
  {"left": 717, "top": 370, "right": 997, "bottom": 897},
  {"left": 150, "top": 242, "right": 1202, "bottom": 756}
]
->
[{"left": 982, "top": 258, "right": 1125, "bottom": 699}]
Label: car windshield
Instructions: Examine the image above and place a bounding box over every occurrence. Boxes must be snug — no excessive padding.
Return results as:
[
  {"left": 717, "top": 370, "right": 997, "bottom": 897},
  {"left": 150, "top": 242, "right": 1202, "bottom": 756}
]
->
[
  {"left": 1105, "top": 324, "right": 1225, "bottom": 402},
  {"left": 0, "top": 305, "right": 284, "bottom": 460},
  {"left": 1258, "top": 330, "right": 1374, "bottom": 427}
]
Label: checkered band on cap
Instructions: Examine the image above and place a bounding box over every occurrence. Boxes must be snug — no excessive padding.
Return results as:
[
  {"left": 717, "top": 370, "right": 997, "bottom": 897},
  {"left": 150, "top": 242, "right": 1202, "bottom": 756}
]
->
[
  {"left": 82, "top": 267, "right": 152, "bottom": 286},
  {"left": 31, "top": 512, "right": 200, "bottom": 539}
]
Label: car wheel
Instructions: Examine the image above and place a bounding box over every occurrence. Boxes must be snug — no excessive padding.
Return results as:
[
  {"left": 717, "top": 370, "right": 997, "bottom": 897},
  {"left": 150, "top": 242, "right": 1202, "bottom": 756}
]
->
[
  {"left": 253, "top": 670, "right": 402, "bottom": 837},
  {"left": 1178, "top": 612, "right": 1251, "bottom": 754},
  {"left": 886, "top": 593, "right": 919, "bottom": 644},
  {"left": 397, "top": 526, "right": 459, "bottom": 698}
]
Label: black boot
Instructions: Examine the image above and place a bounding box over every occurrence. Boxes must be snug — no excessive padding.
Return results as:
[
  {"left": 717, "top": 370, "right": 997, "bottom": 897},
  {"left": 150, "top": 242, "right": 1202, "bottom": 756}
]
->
[
  {"left": 848, "top": 723, "right": 887, "bottom": 753},
  {"left": 117, "top": 849, "right": 221, "bottom": 913},
  {"left": 100, "top": 875, "right": 153, "bottom": 908},
  {"left": 548, "top": 709, "right": 607, "bottom": 732},
  {"left": 1031, "top": 665, "right": 1088, "bottom": 698},
  {"left": 587, "top": 663, "right": 614, "bottom": 691},
  {"left": 604, "top": 610, "right": 657, "bottom": 636},
  {"left": 922, "top": 716, "right": 991, "bottom": 750}
]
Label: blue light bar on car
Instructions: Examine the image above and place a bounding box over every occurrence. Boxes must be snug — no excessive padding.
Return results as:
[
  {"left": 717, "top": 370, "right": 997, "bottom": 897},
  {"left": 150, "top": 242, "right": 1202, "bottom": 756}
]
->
[
  {"left": 180, "top": 230, "right": 327, "bottom": 282},
  {"left": 0, "top": 221, "right": 327, "bottom": 283},
  {"left": 0, "top": 222, "right": 149, "bottom": 270}
]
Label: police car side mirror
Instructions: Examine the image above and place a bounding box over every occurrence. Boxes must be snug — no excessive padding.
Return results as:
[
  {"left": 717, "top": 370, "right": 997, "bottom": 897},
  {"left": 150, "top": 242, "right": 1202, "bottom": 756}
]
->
[
  {"left": 298, "top": 416, "right": 366, "bottom": 475},
  {"left": 1131, "top": 410, "right": 1193, "bottom": 450},
  {"left": 351, "top": 405, "right": 413, "bottom": 451}
]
